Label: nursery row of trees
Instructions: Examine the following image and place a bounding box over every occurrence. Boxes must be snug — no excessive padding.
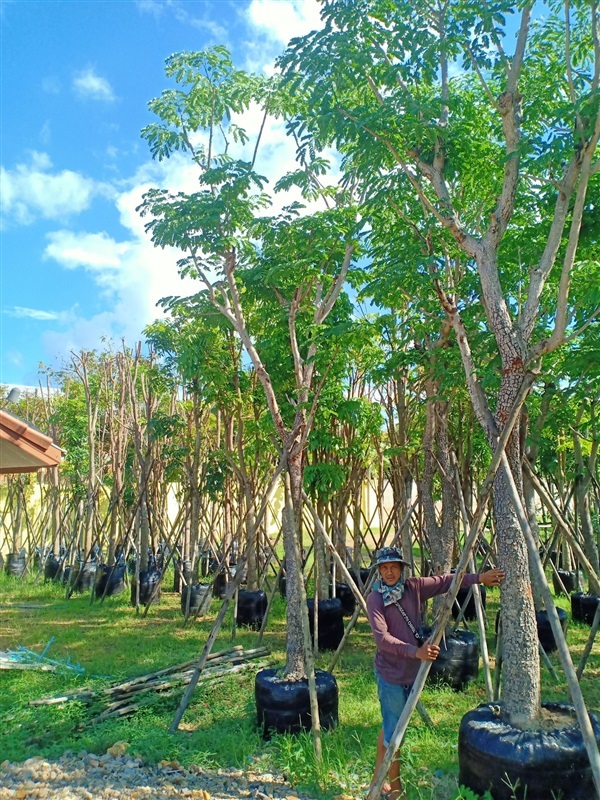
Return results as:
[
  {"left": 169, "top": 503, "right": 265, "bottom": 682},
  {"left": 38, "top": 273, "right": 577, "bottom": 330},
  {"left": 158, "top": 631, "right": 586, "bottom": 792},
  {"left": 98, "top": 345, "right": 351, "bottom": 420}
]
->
[{"left": 2, "top": 0, "right": 599, "bottom": 749}]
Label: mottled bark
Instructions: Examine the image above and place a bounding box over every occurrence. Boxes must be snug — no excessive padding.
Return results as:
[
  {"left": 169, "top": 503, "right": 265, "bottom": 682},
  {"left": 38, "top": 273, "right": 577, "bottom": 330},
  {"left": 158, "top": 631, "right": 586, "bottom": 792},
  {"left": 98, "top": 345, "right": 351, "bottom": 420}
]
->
[
  {"left": 284, "top": 451, "right": 308, "bottom": 679},
  {"left": 494, "top": 369, "right": 540, "bottom": 724}
]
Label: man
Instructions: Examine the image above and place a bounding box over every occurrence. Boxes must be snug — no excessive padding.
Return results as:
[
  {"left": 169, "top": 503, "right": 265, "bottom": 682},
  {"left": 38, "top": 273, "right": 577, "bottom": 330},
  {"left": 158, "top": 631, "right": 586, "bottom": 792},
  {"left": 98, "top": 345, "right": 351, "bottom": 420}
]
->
[{"left": 366, "top": 546, "right": 505, "bottom": 799}]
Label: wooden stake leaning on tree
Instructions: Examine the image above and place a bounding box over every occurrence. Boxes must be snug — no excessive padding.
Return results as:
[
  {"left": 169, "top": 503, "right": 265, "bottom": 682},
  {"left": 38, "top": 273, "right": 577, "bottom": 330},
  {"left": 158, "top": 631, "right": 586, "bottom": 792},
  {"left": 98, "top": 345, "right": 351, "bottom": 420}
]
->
[
  {"left": 366, "top": 372, "right": 533, "bottom": 800},
  {"left": 500, "top": 451, "right": 600, "bottom": 799}
]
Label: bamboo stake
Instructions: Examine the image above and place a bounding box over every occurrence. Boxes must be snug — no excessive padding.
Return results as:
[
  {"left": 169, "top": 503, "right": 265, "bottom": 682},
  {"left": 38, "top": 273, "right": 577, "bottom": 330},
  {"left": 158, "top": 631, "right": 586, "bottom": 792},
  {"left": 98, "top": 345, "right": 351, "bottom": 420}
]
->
[{"left": 493, "top": 620, "right": 503, "bottom": 701}]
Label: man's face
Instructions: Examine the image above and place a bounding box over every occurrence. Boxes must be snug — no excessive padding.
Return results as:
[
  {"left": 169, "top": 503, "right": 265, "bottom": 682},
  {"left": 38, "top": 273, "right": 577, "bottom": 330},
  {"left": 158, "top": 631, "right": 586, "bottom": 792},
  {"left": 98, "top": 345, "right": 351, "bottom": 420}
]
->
[{"left": 379, "top": 561, "right": 403, "bottom": 586}]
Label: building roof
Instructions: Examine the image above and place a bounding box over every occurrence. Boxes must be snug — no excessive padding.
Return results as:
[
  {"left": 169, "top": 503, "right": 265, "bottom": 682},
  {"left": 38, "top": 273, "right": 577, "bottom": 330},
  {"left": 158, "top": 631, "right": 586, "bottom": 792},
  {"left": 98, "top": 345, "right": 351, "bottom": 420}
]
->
[{"left": 0, "top": 409, "right": 64, "bottom": 474}]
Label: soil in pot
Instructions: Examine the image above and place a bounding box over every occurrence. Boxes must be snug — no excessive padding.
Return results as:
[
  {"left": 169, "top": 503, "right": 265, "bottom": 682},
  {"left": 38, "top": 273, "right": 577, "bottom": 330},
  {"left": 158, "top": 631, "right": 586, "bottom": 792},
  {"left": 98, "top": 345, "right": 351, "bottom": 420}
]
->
[
  {"left": 348, "top": 567, "right": 371, "bottom": 589},
  {"left": 70, "top": 561, "right": 97, "bottom": 592},
  {"left": 552, "top": 568, "right": 583, "bottom": 596},
  {"left": 96, "top": 563, "right": 126, "bottom": 598},
  {"left": 331, "top": 582, "right": 356, "bottom": 617},
  {"left": 5, "top": 552, "right": 27, "bottom": 578},
  {"left": 458, "top": 701, "right": 600, "bottom": 800},
  {"left": 173, "top": 559, "right": 193, "bottom": 593},
  {"left": 255, "top": 667, "right": 338, "bottom": 738},
  {"left": 44, "top": 556, "right": 62, "bottom": 582}
]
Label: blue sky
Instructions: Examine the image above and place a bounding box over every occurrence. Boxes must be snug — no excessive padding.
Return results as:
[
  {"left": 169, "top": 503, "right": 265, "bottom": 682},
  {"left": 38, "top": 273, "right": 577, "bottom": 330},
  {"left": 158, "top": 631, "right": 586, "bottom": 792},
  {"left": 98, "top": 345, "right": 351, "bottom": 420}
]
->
[{"left": 1, "top": 0, "right": 323, "bottom": 390}]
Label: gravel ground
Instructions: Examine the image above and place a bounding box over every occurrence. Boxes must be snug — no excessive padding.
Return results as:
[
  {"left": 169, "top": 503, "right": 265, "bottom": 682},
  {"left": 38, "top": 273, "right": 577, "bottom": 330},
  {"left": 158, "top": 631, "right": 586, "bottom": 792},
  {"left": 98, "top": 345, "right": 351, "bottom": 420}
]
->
[{"left": 0, "top": 747, "right": 329, "bottom": 800}]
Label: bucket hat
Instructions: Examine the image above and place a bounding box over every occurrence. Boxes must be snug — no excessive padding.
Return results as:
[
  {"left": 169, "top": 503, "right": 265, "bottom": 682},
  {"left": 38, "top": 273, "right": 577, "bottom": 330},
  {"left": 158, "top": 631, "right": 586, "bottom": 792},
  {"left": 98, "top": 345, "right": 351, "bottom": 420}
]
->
[{"left": 370, "top": 546, "right": 410, "bottom": 569}]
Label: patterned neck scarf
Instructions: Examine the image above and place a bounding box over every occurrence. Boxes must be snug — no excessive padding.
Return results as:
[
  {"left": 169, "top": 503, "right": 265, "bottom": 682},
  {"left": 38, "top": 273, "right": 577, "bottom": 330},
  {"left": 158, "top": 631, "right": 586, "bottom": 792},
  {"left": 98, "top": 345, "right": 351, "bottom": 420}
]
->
[{"left": 374, "top": 575, "right": 406, "bottom": 605}]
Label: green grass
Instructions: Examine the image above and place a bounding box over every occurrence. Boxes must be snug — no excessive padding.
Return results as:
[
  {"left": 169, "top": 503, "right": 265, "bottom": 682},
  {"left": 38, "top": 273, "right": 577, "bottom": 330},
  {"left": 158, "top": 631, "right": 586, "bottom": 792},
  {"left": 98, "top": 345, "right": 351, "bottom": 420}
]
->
[{"left": 0, "top": 571, "right": 598, "bottom": 800}]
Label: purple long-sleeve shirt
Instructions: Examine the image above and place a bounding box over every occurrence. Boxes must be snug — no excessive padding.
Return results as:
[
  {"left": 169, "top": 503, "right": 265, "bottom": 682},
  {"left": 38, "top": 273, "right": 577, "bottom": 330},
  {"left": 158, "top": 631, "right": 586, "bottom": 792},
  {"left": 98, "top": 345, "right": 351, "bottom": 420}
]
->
[{"left": 366, "top": 573, "right": 480, "bottom": 686}]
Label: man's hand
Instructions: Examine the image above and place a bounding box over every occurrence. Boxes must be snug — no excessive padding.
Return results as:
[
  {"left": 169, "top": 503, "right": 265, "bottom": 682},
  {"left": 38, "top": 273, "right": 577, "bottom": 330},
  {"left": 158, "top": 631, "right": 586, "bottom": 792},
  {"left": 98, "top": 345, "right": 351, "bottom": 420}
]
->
[
  {"left": 416, "top": 638, "right": 440, "bottom": 661},
  {"left": 480, "top": 568, "right": 506, "bottom": 588}
]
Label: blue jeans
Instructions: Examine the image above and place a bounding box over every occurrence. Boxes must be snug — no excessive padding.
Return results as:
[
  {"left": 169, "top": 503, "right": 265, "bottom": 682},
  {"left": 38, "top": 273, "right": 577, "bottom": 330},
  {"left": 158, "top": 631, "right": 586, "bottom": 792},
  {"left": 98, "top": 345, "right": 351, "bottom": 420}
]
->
[{"left": 375, "top": 670, "right": 410, "bottom": 747}]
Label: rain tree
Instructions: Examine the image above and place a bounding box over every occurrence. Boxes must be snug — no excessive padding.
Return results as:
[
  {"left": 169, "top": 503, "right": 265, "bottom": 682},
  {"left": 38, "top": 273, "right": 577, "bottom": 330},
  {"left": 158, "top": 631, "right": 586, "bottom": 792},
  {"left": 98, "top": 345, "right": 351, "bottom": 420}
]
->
[
  {"left": 281, "top": 0, "right": 600, "bottom": 723},
  {"left": 139, "top": 48, "right": 363, "bottom": 678}
]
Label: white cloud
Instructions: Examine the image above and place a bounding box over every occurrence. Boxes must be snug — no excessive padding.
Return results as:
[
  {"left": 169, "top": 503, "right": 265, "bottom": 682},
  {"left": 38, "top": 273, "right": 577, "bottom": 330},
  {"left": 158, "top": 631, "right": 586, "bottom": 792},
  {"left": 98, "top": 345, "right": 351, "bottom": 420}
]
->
[
  {"left": 0, "top": 152, "right": 112, "bottom": 227},
  {"left": 247, "top": 0, "right": 322, "bottom": 44},
  {"left": 73, "top": 67, "right": 115, "bottom": 102},
  {"left": 44, "top": 230, "right": 128, "bottom": 273},
  {"left": 39, "top": 159, "right": 200, "bottom": 364},
  {"left": 9, "top": 306, "right": 75, "bottom": 323},
  {"left": 134, "top": 0, "right": 174, "bottom": 17},
  {"left": 240, "top": 0, "right": 323, "bottom": 75}
]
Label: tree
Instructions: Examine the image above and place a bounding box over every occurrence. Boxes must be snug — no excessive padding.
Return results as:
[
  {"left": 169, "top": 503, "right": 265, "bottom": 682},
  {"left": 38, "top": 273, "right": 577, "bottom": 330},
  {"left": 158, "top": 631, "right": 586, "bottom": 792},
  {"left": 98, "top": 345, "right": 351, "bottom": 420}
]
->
[
  {"left": 140, "top": 48, "right": 362, "bottom": 679},
  {"left": 282, "top": 0, "right": 600, "bottom": 724}
]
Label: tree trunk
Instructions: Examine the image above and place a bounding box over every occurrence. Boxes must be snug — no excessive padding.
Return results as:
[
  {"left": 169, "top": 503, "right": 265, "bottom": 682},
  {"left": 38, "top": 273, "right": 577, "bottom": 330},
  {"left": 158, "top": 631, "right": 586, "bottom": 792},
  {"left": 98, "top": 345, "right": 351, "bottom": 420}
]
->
[
  {"left": 284, "top": 450, "right": 308, "bottom": 679},
  {"left": 494, "top": 375, "right": 540, "bottom": 725}
]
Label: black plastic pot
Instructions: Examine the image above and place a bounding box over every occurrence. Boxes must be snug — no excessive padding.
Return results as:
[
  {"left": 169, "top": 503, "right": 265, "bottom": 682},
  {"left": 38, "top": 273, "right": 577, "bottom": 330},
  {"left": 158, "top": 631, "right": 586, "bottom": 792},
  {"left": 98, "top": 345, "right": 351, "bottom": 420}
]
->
[
  {"left": 212, "top": 567, "right": 236, "bottom": 599},
  {"left": 347, "top": 567, "right": 371, "bottom": 588},
  {"left": 44, "top": 556, "right": 62, "bottom": 581},
  {"left": 458, "top": 701, "right": 600, "bottom": 800},
  {"left": 71, "top": 561, "right": 97, "bottom": 592},
  {"left": 331, "top": 583, "right": 356, "bottom": 617},
  {"left": 96, "top": 563, "right": 126, "bottom": 598},
  {"left": 236, "top": 589, "right": 268, "bottom": 630},
  {"left": 130, "top": 570, "right": 161, "bottom": 606},
  {"left": 552, "top": 568, "right": 582, "bottom": 596},
  {"left": 571, "top": 592, "right": 600, "bottom": 626},
  {"left": 451, "top": 584, "right": 487, "bottom": 621},
  {"left": 535, "top": 607, "right": 568, "bottom": 654},
  {"left": 255, "top": 667, "right": 338, "bottom": 739},
  {"left": 421, "top": 627, "right": 479, "bottom": 691},
  {"left": 307, "top": 597, "right": 345, "bottom": 651},
  {"left": 5, "top": 552, "right": 27, "bottom": 578},
  {"left": 181, "top": 583, "right": 212, "bottom": 618}
]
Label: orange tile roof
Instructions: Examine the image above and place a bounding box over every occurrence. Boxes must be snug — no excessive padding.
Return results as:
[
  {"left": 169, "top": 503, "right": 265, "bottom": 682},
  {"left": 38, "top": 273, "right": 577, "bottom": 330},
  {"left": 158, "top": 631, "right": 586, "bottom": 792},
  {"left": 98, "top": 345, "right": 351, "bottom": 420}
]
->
[{"left": 0, "top": 409, "right": 64, "bottom": 474}]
